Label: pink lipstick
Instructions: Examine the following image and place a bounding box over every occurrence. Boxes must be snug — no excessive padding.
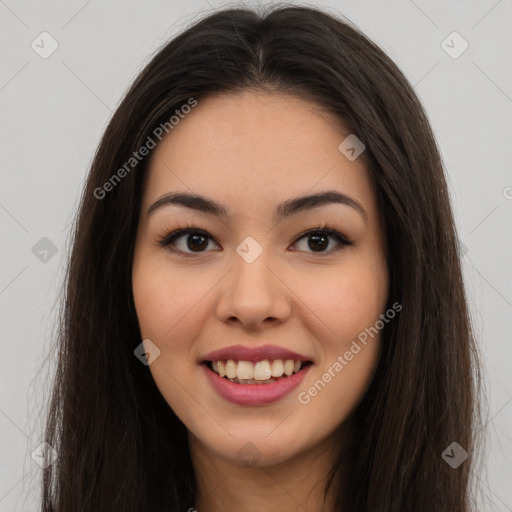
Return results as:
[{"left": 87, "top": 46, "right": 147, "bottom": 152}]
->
[{"left": 201, "top": 344, "right": 313, "bottom": 406}]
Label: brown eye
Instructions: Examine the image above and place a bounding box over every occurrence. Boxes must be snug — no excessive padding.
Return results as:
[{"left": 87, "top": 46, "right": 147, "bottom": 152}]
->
[
  {"left": 293, "top": 228, "right": 353, "bottom": 254},
  {"left": 159, "top": 228, "right": 219, "bottom": 256},
  {"left": 306, "top": 232, "right": 329, "bottom": 251},
  {"left": 184, "top": 233, "right": 209, "bottom": 251}
]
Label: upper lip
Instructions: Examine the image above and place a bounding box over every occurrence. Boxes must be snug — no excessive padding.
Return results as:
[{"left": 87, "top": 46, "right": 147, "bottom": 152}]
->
[{"left": 201, "top": 344, "right": 312, "bottom": 363}]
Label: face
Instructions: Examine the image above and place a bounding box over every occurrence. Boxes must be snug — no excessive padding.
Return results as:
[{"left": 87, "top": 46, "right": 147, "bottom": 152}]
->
[{"left": 132, "top": 90, "right": 389, "bottom": 467}]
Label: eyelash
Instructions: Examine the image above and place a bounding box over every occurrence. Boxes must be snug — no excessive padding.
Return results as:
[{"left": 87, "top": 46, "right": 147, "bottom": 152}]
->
[{"left": 157, "top": 222, "right": 354, "bottom": 258}]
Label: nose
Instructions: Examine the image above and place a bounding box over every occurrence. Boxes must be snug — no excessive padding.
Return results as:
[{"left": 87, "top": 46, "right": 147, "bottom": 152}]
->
[{"left": 215, "top": 244, "right": 291, "bottom": 330}]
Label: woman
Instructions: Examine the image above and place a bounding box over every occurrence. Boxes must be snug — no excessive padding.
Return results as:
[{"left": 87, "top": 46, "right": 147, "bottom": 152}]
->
[{"left": 41, "top": 5, "right": 484, "bottom": 511}]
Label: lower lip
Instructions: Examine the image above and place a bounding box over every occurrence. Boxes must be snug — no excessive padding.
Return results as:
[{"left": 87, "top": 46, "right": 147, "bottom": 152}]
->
[{"left": 202, "top": 363, "right": 312, "bottom": 406}]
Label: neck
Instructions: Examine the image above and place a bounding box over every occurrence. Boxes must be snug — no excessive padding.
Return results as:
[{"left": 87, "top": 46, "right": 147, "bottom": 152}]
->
[{"left": 189, "top": 430, "right": 344, "bottom": 512}]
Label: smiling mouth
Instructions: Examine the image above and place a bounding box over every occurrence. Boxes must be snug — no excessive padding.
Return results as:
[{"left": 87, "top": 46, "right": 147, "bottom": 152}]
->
[{"left": 203, "top": 359, "right": 313, "bottom": 384}]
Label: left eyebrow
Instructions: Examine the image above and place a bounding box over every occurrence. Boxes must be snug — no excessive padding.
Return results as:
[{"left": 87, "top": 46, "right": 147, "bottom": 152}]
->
[{"left": 147, "top": 190, "right": 368, "bottom": 225}]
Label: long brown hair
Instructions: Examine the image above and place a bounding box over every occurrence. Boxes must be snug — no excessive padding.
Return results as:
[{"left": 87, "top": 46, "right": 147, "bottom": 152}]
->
[{"left": 39, "top": 5, "right": 484, "bottom": 511}]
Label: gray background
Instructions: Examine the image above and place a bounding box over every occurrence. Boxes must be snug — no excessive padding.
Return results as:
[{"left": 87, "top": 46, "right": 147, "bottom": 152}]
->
[{"left": 1, "top": 0, "right": 511, "bottom": 509}]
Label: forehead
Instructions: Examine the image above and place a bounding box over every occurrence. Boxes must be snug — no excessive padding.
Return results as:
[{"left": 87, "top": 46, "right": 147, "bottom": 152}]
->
[{"left": 141, "top": 90, "right": 377, "bottom": 224}]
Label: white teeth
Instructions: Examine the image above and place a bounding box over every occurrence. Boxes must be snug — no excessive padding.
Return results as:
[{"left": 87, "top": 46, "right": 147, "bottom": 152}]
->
[
  {"left": 270, "top": 359, "right": 284, "bottom": 377},
  {"left": 253, "top": 360, "right": 271, "bottom": 380},
  {"left": 213, "top": 360, "right": 226, "bottom": 377},
  {"left": 210, "top": 358, "right": 306, "bottom": 381},
  {"left": 283, "top": 359, "right": 294, "bottom": 376},
  {"left": 225, "top": 359, "right": 237, "bottom": 379},
  {"left": 236, "top": 360, "right": 254, "bottom": 380}
]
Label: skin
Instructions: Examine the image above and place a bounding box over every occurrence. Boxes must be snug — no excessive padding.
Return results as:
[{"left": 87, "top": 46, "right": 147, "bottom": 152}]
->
[{"left": 131, "top": 90, "right": 389, "bottom": 512}]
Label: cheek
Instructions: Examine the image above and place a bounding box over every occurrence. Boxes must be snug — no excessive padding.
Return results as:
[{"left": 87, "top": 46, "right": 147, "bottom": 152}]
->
[
  {"left": 292, "top": 259, "right": 387, "bottom": 347},
  {"left": 132, "top": 257, "right": 206, "bottom": 420},
  {"left": 132, "top": 253, "right": 206, "bottom": 343},
  {"left": 290, "top": 257, "right": 386, "bottom": 410},
  {"left": 293, "top": 268, "right": 384, "bottom": 424},
  {"left": 295, "top": 257, "right": 387, "bottom": 421},
  {"left": 300, "top": 344, "right": 381, "bottom": 430},
  {"left": 132, "top": 254, "right": 217, "bottom": 398}
]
